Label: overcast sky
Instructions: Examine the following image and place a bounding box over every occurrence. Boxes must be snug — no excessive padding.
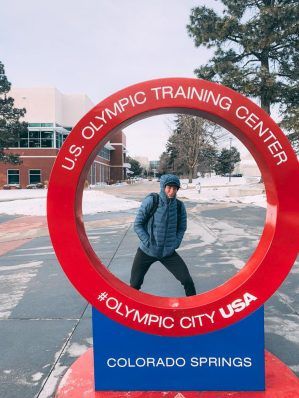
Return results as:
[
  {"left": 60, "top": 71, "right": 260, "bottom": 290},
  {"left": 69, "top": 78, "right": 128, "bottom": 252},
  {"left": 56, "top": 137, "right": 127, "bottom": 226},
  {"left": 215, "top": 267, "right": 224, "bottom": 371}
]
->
[{"left": 2, "top": 0, "right": 243, "bottom": 160}]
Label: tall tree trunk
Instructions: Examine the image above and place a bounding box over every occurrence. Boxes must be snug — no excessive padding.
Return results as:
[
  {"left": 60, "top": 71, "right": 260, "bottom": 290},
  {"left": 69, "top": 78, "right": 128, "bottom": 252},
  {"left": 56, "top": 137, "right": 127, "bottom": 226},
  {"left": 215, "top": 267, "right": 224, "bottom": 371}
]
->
[
  {"left": 188, "top": 168, "right": 193, "bottom": 183},
  {"left": 260, "top": 57, "right": 271, "bottom": 115}
]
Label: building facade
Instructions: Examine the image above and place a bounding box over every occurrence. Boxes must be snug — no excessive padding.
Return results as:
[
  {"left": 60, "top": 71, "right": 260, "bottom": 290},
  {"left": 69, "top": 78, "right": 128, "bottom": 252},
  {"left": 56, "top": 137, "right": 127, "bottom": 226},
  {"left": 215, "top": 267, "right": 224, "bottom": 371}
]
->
[
  {"left": 0, "top": 87, "right": 127, "bottom": 188},
  {"left": 89, "top": 131, "right": 127, "bottom": 185},
  {"left": 134, "top": 156, "right": 150, "bottom": 171}
]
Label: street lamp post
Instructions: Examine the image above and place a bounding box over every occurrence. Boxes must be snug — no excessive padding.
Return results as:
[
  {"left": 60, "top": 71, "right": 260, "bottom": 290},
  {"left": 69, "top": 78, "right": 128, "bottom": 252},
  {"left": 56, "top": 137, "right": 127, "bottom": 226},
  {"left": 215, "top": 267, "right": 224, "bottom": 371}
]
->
[{"left": 229, "top": 137, "right": 232, "bottom": 182}]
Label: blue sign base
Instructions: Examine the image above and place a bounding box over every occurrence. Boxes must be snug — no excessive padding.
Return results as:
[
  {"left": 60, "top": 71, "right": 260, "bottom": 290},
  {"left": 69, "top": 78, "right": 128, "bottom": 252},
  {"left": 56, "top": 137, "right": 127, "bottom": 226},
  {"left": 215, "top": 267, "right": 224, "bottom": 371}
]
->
[{"left": 92, "top": 307, "right": 265, "bottom": 391}]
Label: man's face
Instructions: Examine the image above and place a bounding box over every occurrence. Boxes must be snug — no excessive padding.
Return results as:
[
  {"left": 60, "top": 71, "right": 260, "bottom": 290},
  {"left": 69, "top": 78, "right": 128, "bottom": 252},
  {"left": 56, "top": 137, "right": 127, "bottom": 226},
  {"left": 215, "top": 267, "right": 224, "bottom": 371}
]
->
[{"left": 164, "top": 185, "right": 178, "bottom": 198}]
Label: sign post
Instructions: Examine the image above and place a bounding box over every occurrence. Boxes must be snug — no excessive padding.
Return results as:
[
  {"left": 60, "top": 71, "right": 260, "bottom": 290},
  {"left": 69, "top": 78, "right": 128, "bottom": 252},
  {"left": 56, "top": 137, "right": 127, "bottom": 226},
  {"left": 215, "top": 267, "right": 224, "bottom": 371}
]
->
[{"left": 47, "top": 78, "right": 299, "bottom": 397}]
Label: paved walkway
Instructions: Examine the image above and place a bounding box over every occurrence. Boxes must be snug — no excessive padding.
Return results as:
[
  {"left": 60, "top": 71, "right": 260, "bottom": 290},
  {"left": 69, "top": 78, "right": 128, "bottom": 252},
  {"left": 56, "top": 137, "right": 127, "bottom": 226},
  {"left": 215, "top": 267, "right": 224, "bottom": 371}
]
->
[
  {"left": 0, "top": 216, "right": 48, "bottom": 256},
  {"left": 0, "top": 186, "right": 298, "bottom": 398}
]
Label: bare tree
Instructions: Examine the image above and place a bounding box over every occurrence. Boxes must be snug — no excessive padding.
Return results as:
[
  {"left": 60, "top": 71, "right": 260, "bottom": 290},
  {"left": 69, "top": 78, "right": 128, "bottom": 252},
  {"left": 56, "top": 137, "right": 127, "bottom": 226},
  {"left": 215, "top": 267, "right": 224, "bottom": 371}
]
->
[{"left": 167, "top": 115, "right": 219, "bottom": 182}]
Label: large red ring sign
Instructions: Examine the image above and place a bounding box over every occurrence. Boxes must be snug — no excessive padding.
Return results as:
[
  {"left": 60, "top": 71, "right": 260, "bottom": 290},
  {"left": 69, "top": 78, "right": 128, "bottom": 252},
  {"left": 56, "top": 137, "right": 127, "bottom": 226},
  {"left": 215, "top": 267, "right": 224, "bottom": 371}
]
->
[{"left": 47, "top": 78, "right": 299, "bottom": 336}]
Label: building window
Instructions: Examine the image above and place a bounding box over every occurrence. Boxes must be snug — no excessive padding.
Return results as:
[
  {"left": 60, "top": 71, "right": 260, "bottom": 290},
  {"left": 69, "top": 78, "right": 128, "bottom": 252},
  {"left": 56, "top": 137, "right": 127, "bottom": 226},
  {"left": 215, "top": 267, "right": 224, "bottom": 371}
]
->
[
  {"left": 7, "top": 170, "right": 20, "bottom": 184},
  {"left": 99, "top": 147, "right": 110, "bottom": 160},
  {"left": 14, "top": 130, "right": 54, "bottom": 148},
  {"left": 10, "top": 126, "right": 65, "bottom": 148},
  {"left": 56, "top": 132, "right": 68, "bottom": 148},
  {"left": 28, "top": 123, "right": 53, "bottom": 127},
  {"left": 55, "top": 132, "right": 67, "bottom": 148},
  {"left": 41, "top": 131, "right": 54, "bottom": 147},
  {"left": 29, "top": 169, "right": 41, "bottom": 184},
  {"left": 29, "top": 131, "right": 40, "bottom": 147},
  {"left": 19, "top": 131, "right": 28, "bottom": 148}
]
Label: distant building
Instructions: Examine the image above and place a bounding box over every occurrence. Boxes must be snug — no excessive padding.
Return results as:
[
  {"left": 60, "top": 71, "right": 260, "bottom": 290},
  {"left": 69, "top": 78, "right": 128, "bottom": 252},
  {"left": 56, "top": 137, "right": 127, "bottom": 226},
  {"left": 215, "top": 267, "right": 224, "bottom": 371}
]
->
[
  {"left": 238, "top": 151, "right": 261, "bottom": 178},
  {"left": 134, "top": 156, "right": 150, "bottom": 171},
  {"left": 149, "top": 160, "right": 159, "bottom": 170},
  {"left": 91, "top": 130, "right": 127, "bottom": 184},
  {"left": 149, "top": 160, "right": 160, "bottom": 177},
  {"left": 0, "top": 87, "right": 127, "bottom": 188}
]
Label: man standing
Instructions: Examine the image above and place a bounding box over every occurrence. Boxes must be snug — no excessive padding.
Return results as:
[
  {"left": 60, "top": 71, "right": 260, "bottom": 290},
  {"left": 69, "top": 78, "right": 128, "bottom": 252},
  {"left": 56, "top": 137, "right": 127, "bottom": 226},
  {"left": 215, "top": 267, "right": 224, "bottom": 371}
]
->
[{"left": 130, "top": 174, "right": 196, "bottom": 296}]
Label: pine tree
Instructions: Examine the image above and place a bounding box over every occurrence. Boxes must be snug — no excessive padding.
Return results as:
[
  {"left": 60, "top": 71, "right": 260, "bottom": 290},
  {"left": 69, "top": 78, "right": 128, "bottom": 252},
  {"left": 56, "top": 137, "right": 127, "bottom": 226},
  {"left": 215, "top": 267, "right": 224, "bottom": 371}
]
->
[
  {"left": 197, "top": 145, "right": 218, "bottom": 177},
  {"left": 214, "top": 147, "right": 241, "bottom": 176},
  {"left": 0, "top": 61, "right": 27, "bottom": 164},
  {"left": 187, "top": 1, "right": 298, "bottom": 151},
  {"left": 126, "top": 156, "right": 142, "bottom": 176}
]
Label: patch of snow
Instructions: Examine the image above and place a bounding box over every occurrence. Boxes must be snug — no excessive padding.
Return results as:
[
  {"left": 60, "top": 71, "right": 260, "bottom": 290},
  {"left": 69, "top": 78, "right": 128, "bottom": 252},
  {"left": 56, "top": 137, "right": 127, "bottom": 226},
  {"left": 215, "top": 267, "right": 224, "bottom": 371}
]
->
[
  {"left": 178, "top": 176, "right": 266, "bottom": 208},
  {"left": 290, "top": 364, "right": 299, "bottom": 372},
  {"left": 66, "top": 342, "right": 89, "bottom": 358},
  {"left": 85, "top": 337, "right": 93, "bottom": 345},
  {"left": 38, "top": 363, "right": 68, "bottom": 398},
  {"left": 0, "top": 189, "right": 47, "bottom": 201},
  {"left": 0, "top": 197, "right": 46, "bottom": 216},
  {"left": 0, "top": 177, "right": 267, "bottom": 215},
  {"left": 32, "top": 372, "right": 43, "bottom": 382},
  {"left": 83, "top": 190, "right": 140, "bottom": 214},
  {"left": 265, "top": 315, "right": 299, "bottom": 344},
  {"left": 180, "top": 176, "right": 247, "bottom": 187},
  {"left": 16, "top": 245, "right": 53, "bottom": 251},
  {"left": 38, "top": 335, "right": 91, "bottom": 397},
  {"left": 7, "top": 251, "right": 55, "bottom": 258},
  {"left": 0, "top": 189, "right": 140, "bottom": 216},
  {"left": 56, "top": 368, "right": 73, "bottom": 391},
  {"left": 183, "top": 219, "right": 217, "bottom": 247},
  {"left": 0, "top": 260, "right": 43, "bottom": 272},
  {"left": 15, "top": 376, "right": 35, "bottom": 386},
  {"left": 230, "top": 258, "right": 245, "bottom": 270},
  {"left": 0, "top": 261, "right": 43, "bottom": 318}
]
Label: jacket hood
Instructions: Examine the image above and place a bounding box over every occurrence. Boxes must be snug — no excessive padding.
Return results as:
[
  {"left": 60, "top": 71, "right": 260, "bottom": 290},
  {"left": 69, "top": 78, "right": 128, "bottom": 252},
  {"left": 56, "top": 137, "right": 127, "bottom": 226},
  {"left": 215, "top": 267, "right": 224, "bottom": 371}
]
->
[{"left": 160, "top": 174, "right": 180, "bottom": 191}]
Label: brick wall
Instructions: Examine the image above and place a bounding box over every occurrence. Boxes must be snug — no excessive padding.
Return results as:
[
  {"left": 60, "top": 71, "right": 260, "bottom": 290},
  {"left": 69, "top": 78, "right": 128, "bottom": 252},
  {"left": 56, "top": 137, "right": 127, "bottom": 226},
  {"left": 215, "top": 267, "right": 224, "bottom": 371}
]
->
[{"left": 0, "top": 149, "right": 59, "bottom": 188}]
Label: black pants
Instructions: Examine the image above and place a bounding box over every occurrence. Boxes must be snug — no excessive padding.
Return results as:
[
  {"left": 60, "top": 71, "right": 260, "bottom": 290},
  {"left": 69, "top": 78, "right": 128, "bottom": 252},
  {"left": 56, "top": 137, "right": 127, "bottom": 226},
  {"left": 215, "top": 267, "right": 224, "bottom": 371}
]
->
[{"left": 130, "top": 248, "right": 196, "bottom": 296}]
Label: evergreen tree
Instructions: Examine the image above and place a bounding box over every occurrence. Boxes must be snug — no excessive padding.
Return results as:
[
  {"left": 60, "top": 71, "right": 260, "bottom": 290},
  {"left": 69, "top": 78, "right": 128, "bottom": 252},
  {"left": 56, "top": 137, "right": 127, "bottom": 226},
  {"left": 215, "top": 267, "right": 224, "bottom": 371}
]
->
[
  {"left": 197, "top": 145, "right": 218, "bottom": 177},
  {"left": 0, "top": 61, "right": 27, "bottom": 164},
  {"left": 214, "top": 147, "right": 241, "bottom": 175},
  {"left": 187, "top": 1, "right": 299, "bottom": 150},
  {"left": 279, "top": 51, "right": 299, "bottom": 152},
  {"left": 126, "top": 156, "right": 142, "bottom": 176}
]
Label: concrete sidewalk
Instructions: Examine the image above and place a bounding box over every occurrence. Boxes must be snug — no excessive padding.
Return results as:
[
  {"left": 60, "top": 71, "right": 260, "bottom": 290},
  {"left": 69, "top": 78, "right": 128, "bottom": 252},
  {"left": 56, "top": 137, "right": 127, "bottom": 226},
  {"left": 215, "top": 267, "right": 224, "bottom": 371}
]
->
[
  {"left": 0, "top": 215, "right": 48, "bottom": 255},
  {"left": 0, "top": 203, "right": 298, "bottom": 398}
]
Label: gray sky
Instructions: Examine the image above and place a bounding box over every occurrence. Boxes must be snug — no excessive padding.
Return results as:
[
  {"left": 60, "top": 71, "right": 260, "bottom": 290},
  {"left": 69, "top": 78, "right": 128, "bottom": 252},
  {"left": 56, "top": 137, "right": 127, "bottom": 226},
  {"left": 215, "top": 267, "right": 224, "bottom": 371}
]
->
[{"left": 2, "top": 0, "right": 239, "bottom": 160}]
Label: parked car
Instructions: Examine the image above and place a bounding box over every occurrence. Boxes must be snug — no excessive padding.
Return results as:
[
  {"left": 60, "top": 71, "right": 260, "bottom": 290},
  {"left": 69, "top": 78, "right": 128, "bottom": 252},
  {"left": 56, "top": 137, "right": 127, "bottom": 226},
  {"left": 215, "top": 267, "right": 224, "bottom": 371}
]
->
[
  {"left": 26, "top": 182, "right": 44, "bottom": 189},
  {"left": 2, "top": 184, "right": 21, "bottom": 190}
]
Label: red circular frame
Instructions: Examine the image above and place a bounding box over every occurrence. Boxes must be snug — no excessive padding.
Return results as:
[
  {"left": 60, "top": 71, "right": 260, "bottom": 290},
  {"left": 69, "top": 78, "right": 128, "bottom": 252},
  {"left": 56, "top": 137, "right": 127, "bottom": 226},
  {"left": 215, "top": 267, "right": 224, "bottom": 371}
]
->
[{"left": 47, "top": 78, "right": 299, "bottom": 336}]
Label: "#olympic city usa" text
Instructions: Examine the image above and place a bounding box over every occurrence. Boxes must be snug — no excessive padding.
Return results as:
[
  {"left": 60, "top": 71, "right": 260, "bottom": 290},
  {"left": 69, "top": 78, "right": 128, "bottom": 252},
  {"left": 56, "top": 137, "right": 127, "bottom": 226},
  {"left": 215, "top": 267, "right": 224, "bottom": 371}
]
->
[{"left": 97, "top": 291, "right": 257, "bottom": 330}]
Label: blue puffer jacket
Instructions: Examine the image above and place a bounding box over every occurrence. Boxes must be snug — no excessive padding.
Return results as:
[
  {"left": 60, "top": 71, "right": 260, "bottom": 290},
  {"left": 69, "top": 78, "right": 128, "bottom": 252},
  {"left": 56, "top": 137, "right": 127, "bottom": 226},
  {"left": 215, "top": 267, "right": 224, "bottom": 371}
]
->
[{"left": 134, "top": 174, "right": 187, "bottom": 258}]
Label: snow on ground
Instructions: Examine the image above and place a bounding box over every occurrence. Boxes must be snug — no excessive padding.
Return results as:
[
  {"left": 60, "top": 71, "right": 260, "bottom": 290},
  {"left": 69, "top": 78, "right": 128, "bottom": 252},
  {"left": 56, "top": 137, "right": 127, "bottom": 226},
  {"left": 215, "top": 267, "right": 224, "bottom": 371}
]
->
[
  {"left": 178, "top": 186, "right": 266, "bottom": 208},
  {"left": 180, "top": 176, "right": 249, "bottom": 187},
  {"left": 82, "top": 190, "right": 140, "bottom": 214},
  {"left": 0, "top": 177, "right": 266, "bottom": 216},
  {"left": 0, "top": 260, "right": 43, "bottom": 318},
  {"left": 0, "top": 189, "right": 47, "bottom": 201},
  {"left": 0, "top": 189, "right": 140, "bottom": 216},
  {"left": 178, "top": 177, "right": 266, "bottom": 208}
]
